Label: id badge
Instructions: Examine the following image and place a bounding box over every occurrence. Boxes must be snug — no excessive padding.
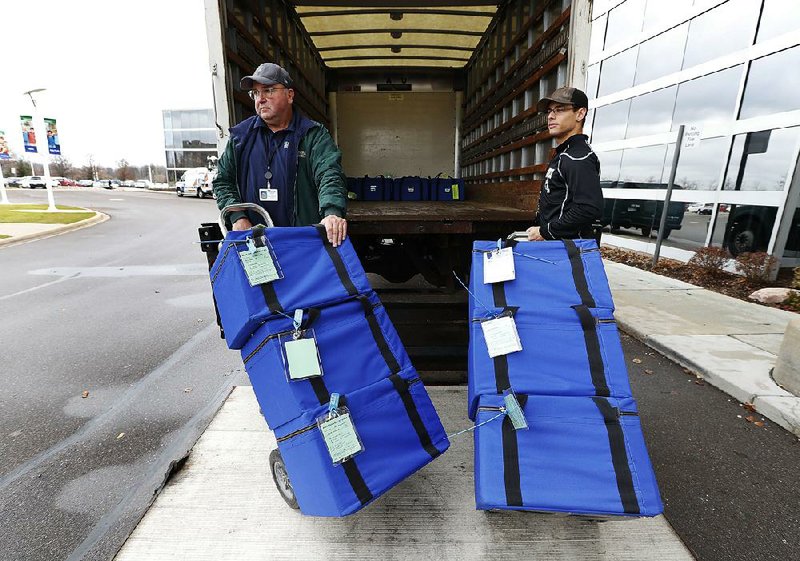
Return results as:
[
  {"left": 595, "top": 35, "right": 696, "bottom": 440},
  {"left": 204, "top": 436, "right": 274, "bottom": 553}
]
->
[
  {"left": 317, "top": 407, "right": 364, "bottom": 464},
  {"left": 483, "top": 247, "right": 516, "bottom": 284},
  {"left": 239, "top": 238, "right": 281, "bottom": 286},
  {"left": 259, "top": 188, "right": 278, "bottom": 202},
  {"left": 282, "top": 330, "right": 323, "bottom": 380},
  {"left": 480, "top": 314, "right": 523, "bottom": 358}
]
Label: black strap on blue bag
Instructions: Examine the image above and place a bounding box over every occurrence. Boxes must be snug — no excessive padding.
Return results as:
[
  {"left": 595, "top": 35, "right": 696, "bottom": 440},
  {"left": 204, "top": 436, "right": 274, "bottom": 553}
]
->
[
  {"left": 502, "top": 393, "right": 528, "bottom": 507},
  {"left": 251, "top": 228, "right": 284, "bottom": 314},
  {"left": 490, "top": 245, "right": 512, "bottom": 394},
  {"left": 296, "top": 308, "right": 331, "bottom": 406},
  {"left": 335, "top": 393, "right": 374, "bottom": 506},
  {"left": 572, "top": 304, "right": 611, "bottom": 397},
  {"left": 315, "top": 225, "right": 359, "bottom": 297},
  {"left": 389, "top": 374, "right": 441, "bottom": 459},
  {"left": 358, "top": 296, "right": 401, "bottom": 374},
  {"left": 563, "top": 239, "right": 596, "bottom": 308},
  {"left": 592, "top": 397, "right": 640, "bottom": 514}
]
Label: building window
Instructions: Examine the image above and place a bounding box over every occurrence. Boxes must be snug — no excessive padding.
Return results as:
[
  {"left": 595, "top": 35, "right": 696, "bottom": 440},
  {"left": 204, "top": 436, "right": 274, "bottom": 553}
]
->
[
  {"left": 711, "top": 203, "right": 779, "bottom": 256},
  {"left": 619, "top": 145, "right": 669, "bottom": 184},
  {"left": 625, "top": 85, "right": 677, "bottom": 139},
  {"left": 642, "top": 0, "right": 693, "bottom": 32},
  {"left": 674, "top": 137, "right": 731, "bottom": 191},
  {"left": 634, "top": 24, "right": 688, "bottom": 86},
  {"left": 605, "top": 0, "right": 646, "bottom": 52},
  {"left": 671, "top": 66, "right": 743, "bottom": 131},
  {"left": 597, "top": 46, "right": 638, "bottom": 97},
  {"left": 596, "top": 149, "right": 623, "bottom": 183},
  {"left": 756, "top": 0, "right": 800, "bottom": 43},
  {"left": 591, "top": 99, "right": 631, "bottom": 143},
  {"left": 723, "top": 127, "right": 800, "bottom": 191},
  {"left": 682, "top": 0, "right": 759, "bottom": 70},
  {"left": 739, "top": 46, "right": 800, "bottom": 120}
]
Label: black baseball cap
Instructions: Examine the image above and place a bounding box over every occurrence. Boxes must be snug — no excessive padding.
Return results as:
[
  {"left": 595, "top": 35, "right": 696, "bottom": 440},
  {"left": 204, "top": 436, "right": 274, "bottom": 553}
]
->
[
  {"left": 240, "top": 63, "right": 293, "bottom": 90},
  {"left": 536, "top": 87, "right": 589, "bottom": 112}
]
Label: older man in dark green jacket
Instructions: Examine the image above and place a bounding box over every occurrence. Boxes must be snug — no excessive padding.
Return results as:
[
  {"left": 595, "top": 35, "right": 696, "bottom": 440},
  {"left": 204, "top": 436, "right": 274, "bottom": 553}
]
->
[{"left": 213, "top": 62, "right": 348, "bottom": 246}]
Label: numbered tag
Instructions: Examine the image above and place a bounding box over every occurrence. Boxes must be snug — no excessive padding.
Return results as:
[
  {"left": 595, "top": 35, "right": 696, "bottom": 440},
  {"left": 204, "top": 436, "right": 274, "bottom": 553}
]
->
[
  {"left": 283, "top": 331, "right": 323, "bottom": 380},
  {"left": 483, "top": 247, "right": 516, "bottom": 284},
  {"left": 480, "top": 314, "right": 523, "bottom": 358},
  {"left": 451, "top": 183, "right": 460, "bottom": 200},
  {"left": 259, "top": 188, "right": 278, "bottom": 202},
  {"left": 239, "top": 238, "right": 281, "bottom": 286},
  {"left": 317, "top": 407, "right": 364, "bottom": 464},
  {"left": 504, "top": 393, "right": 528, "bottom": 431}
]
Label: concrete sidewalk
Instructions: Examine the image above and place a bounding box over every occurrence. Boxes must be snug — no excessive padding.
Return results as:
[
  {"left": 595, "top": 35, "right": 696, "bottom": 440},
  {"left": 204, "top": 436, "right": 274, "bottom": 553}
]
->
[{"left": 605, "top": 261, "right": 800, "bottom": 437}]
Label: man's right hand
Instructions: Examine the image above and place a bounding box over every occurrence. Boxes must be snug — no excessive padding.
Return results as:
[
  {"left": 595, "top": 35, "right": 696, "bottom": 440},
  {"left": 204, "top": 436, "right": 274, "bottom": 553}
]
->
[{"left": 232, "top": 217, "right": 253, "bottom": 231}]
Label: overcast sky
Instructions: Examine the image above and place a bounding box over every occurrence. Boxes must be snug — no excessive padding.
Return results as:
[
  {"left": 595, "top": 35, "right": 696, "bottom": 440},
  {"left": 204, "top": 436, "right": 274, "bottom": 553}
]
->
[{"left": 0, "top": 0, "right": 213, "bottom": 168}]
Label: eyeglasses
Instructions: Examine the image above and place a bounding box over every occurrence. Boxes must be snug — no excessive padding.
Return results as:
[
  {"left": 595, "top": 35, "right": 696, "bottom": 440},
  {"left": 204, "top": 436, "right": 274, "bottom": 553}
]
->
[
  {"left": 248, "top": 86, "right": 286, "bottom": 100},
  {"left": 546, "top": 105, "right": 575, "bottom": 116}
]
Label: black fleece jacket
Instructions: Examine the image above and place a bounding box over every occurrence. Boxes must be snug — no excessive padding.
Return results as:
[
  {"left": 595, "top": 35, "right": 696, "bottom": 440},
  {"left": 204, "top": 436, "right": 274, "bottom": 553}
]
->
[{"left": 533, "top": 134, "right": 603, "bottom": 240}]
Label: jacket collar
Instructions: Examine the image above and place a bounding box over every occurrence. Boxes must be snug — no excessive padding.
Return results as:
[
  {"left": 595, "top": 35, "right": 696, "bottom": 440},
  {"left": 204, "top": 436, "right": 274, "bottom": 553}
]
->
[{"left": 556, "top": 133, "right": 588, "bottom": 154}]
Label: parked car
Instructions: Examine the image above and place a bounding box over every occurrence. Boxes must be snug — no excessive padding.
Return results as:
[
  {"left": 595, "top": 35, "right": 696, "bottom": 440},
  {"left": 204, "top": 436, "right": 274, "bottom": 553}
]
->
[
  {"left": 686, "top": 202, "right": 713, "bottom": 214},
  {"left": 77, "top": 179, "right": 94, "bottom": 187},
  {"left": 600, "top": 181, "right": 686, "bottom": 238},
  {"left": 19, "top": 176, "right": 54, "bottom": 189},
  {"left": 723, "top": 205, "right": 800, "bottom": 256},
  {"left": 133, "top": 180, "right": 152, "bottom": 189},
  {"left": 93, "top": 180, "right": 116, "bottom": 189},
  {"left": 54, "top": 177, "right": 77, "bottom": 186},
  {"left": 6, "top": 177, "right": 24, "bottom": 187},
  {"left": 176, "top": 167, "right": 215, "bottom": 198}
]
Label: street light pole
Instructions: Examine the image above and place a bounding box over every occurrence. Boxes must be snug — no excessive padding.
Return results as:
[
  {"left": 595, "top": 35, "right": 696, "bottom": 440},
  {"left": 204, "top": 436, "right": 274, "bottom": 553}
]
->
[{"left": 23, "top": 88, "right": 57, "bottom": 212}]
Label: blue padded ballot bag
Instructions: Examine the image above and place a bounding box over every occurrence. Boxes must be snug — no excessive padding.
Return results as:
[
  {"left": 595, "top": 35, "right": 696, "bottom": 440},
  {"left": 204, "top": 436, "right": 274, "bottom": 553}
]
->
[
  {"left": 210, "top": 225, "right": 372, "bottom": 349},
  {"left": 473, "top": 394, "right": 663, "bottom": 516},
  {"left": 467, "top": 307, "right": 634, "bottom": 419},
  {"left": 470, "top": 239, "right": 614, "bottom": 314},
  {"left": 241, "top": 292, "right": 413, "bottom": 430},
  {"left": 274, "top": 372, "right": 450, "bottom": 517}
]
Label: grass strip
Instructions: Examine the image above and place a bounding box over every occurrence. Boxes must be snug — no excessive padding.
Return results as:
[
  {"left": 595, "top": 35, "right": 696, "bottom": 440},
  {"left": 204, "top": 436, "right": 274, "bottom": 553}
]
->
[{"left": 0, "top": 205, "right": 96, "bottom": 224}]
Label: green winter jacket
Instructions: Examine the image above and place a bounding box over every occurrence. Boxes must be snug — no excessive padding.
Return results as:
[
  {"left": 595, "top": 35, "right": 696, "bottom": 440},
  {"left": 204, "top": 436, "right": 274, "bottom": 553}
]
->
[{"left": 213, "top": 112, "right": 347, "bottom": 227}]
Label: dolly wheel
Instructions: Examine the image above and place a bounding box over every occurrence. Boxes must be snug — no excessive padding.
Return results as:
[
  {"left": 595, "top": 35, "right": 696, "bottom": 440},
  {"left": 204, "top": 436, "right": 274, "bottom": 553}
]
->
[{"left": 269, "top": 448, "right": 299, "bottom": 510}]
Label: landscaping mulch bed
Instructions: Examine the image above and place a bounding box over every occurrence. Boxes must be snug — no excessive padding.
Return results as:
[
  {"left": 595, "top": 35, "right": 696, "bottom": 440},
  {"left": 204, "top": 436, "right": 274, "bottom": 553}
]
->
[{"left": 600, "top": 246, "right": 799, "bottom": 314}]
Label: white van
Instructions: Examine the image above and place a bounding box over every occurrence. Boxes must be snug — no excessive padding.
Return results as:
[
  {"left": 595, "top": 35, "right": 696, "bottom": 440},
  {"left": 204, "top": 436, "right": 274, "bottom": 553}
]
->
[{"left": 176, "top": 168, "right": 215, "bottom": 198}]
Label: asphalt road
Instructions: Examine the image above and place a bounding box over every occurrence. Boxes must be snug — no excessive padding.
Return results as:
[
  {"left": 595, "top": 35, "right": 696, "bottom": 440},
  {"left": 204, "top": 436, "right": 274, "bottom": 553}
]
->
[
  {"left": 0, "top": 188, "right": 797, "bottom": 561},
  {"left": 0, "top": 188, "right": 245, "bottom": 561}
]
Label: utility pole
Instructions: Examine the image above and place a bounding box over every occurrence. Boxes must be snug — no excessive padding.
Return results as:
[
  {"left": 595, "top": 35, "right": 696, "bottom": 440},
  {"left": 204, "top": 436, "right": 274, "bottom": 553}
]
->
[{"left": 23, "top": 88, "right": 57, "bottom": 212}]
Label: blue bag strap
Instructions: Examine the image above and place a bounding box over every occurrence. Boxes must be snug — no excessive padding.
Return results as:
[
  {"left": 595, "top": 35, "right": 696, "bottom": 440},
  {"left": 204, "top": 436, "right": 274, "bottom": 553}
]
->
[
  {"left": 502, "top": 394, "right": 528, "bottom": 506},
  {"left": 389, "top": 374, "right": 441, "bottom": 459},
  {"left": 250, "top": 230, "right": 284, "bottom": 314},
  {"left": 571, "top": 304, "right": 611, "bottom": 397},
  {"left": 335, "top": 393, "right": 374, "bottom": 506},
  {"left": 592, "top": 397, "right": 641, "bottom": 514},
  {"left": 315, "top": 225, "right": 359, "bottom": 296},
  {"left": 563, "top": 239, "right": 596, "bottom": 308},
  {"left": 490, "top": 240, "right": 513, "bottom": 393}
]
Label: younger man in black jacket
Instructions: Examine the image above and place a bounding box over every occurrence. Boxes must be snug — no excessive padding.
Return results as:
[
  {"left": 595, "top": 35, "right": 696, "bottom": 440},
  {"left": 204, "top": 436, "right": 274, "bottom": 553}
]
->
[{"left": 526, "top": 87, "right": 602, "bottom": 241}]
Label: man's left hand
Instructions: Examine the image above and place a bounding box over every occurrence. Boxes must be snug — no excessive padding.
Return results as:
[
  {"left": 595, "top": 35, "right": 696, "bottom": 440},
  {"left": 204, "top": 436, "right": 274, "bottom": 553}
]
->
[
  {"left": 320, "top": 215, "right": 347, "bottom": 247},
  {"left": 526, "top": 226, "right": 545, "bottom": 241}
]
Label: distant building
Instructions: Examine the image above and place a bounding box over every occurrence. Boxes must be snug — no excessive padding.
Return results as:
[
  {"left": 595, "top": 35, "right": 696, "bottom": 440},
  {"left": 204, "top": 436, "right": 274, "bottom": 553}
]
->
[
  {"left": 162, "top": 109, "right": 217, "bottom": 184},
  {"left": 587, "top": 0, "right": 800, "bottom": 267}
]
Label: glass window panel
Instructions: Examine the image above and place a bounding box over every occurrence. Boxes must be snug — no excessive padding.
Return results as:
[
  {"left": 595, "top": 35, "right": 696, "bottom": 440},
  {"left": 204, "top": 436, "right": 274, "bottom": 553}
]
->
[
  {"left": 626, "top": 86, "right": 677, "bottom": 139},
  {"left": 597, "top": 46, "right": 638, "bottom": 97},
  {"left": 739, "top": 47, "right": 800, "bottom": 120},
  {"left": 757, "top": 0, "right": 800, "bottom": 43},
  {"left": 671, "top": 66, "right": 743, "bottom": 131},
  {"left": 723, "top": 127, "right": 800, "bottom": 191},
  {"left": 674, "top": 137, "right": 730, "bottom": 191},
  {"left": 163, "top": 112, "right": 172, "bottom": 129},
  {"left": 711, "top": 203, "right": 778, "bottom": 256},
  {"left": 596, "top": 149, "right": 623, "bottom": 182},
  {"left": 642, "top": 0, "right": 693, "bottom": 31},
  {"left": 619, "top": 145, "right": 668, "bottom": 184},
  {"left": 586, "top": 63, "right": 600, "bottom": 100},
  {"left": 590, "top": 13, "right": 607, "bottom": 54},
  {"left": 783, "top": 205, "right": 800, "bottom": 257},
  {"left": 605, "top": 0, "right": 646, "bottom": 52},
  {"left": 682, "top": 0, "right": 759, "bottom": 70},
  {"left": 634, "top": 24, "right": 688, "bottom": 85},
  {"left": 590, "top": 99, "right": 631, "bottom": 143}
]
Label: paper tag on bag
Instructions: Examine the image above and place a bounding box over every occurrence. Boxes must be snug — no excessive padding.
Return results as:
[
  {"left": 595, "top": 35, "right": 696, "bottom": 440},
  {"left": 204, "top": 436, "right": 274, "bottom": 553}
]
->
[
  {"left": 284, "top": 335, "right": 323, "bottom": 380},
  {"left": 483, "top": 247, "right": 516, "bottom": 284},
  {"left": 239, "top": 242, "right": 280, "bottom": 286},
  {"left": 317, "top": 409, "right": 364, "bottom": 464},
  {"left": 481, "top": 315, "right": 523, "bottom": 358}
]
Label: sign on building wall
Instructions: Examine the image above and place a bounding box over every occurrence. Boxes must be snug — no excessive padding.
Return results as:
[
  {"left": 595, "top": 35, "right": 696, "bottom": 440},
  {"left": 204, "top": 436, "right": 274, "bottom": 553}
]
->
[
  {"left": 45, "top": 118, "right": 60, "bottom": 155},
  {"left": 20, "top": 115, "right": 37, "bottom": 153},
  {"left": 0, "top": 130, "right": 10, "bottom": 159}
]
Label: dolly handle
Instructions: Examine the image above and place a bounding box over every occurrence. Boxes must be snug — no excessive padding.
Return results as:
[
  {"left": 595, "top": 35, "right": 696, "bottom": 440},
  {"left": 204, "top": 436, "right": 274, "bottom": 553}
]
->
[{"left": 219, "top": 203, "right": 274, "bottom": 235}]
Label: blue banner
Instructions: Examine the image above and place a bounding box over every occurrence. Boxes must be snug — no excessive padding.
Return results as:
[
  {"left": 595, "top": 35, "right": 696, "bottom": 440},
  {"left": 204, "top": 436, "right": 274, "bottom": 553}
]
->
[
  {"left": 20, "top": 115, "right": 37, "bottom": 153},
  {"left": 45, "top": 117, "right": 60, "bottom": 155}
]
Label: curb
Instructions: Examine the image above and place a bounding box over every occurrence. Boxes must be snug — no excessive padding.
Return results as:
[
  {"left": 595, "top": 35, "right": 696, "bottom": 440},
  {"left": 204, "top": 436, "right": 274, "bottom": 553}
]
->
[
  {"left": 616, "top": 317, "right": 800, "bottom": 438},
  {"left": 0, "top": 211, "right": 110, "bottom": 249}
]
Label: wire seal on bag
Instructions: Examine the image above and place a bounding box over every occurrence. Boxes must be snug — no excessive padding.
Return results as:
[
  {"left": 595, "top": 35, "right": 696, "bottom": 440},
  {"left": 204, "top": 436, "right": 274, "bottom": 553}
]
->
[
  {"left": 446, "top": 411, "right": 505, "bottom": 440},
  {"left": 451, "top": 271, "right": 500, "bottom": 319}
]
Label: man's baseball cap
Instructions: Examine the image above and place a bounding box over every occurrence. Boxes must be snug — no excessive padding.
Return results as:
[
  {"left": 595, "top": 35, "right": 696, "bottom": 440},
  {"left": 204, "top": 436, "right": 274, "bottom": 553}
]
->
[
  {"left": 240, "top": 63, "right": 293, "bottom": 90},
  {"left": 536, "top": 87, "right": 589, "bottom": 112}
]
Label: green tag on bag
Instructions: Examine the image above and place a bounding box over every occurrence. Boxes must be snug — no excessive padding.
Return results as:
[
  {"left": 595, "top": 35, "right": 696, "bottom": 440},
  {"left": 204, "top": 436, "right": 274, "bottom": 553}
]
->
[
  {"left": 239, "top": 240, "right": 280, "bottom": 286},
  {"left": 504, "top": 393, "right": 528, "bottom": 431}
]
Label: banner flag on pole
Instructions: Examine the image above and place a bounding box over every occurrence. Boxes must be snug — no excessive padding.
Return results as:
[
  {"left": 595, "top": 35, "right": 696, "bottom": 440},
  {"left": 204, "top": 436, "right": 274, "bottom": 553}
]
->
[
  {"left": 20, "top": 115, "right": 37, "bottom": 153},
  {"left": 0, "top": 130, "right": 10, "bottom": 160},
  {"left": 45, "top": 117, "right": 60, "bottom": 155}
]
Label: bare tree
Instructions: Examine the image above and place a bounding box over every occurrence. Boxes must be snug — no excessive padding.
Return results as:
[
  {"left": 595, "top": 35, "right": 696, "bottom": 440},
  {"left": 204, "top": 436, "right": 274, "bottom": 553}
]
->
[
  {"left": 51, "top": 156, "right": 72, "bottom": 177},
  {"left": 116, "top": 159, "right": 134, "bottom": 181}
]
